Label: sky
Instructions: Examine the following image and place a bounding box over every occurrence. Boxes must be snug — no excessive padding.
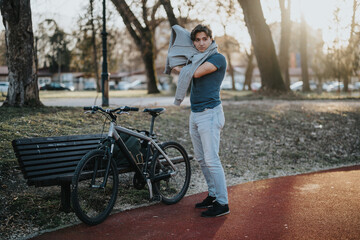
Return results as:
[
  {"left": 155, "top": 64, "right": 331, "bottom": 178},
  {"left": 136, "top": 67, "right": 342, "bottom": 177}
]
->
[{"left": 0, "top": 0, "right": 357, "bottom": 49}]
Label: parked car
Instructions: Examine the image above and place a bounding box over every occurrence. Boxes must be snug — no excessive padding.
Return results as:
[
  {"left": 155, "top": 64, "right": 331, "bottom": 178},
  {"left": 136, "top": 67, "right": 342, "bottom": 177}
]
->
[
  {"left": 353, "top": 82, "right": 360, "bottom": 91},
  {"left": 64, "top": 82, "right": 75, "bottom": 91},
  {"left": 84, "top": 81, "right": 96, "bottom": 90},
  {"left": 324, "top": 81, "right": 355, "bottom": 92},
  {"left": 128, "top": 79, "right": 147, "bottom": 90},
  {"left": 40, "top": 82, "right": 72, "bottom": 91},
  {"left": 250, "top": 82, "right": 261, "bottom": 91},
  {"left": 220, "top": 81, "right": 243, "bottom": 90},
  {"left": 0, "top": 82, "right": 9, "bottom": 94},
  {"left": 117, "top": 81, "right": 131, "bottom": 90},
  {"left": 290, "top": 81, "right": 317, "bottom": 91}
]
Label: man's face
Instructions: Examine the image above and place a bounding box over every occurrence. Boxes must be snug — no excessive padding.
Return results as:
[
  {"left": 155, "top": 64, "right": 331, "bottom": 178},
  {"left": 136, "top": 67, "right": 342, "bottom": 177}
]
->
[{"left": 193, "top": 32, "right": 212, "bottom": 53}]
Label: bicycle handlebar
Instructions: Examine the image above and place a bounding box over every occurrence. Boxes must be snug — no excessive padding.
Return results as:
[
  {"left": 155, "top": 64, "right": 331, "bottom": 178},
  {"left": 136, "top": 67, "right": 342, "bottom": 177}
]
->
[
  {"left": 84, "top": 106, "right": 93, "bottom": 111},
  {"left": 122, "top": 106, "right": 139, "bottom": 112},
  {"left": 84, "top": 106, "right": 139, "bottom": 113}
]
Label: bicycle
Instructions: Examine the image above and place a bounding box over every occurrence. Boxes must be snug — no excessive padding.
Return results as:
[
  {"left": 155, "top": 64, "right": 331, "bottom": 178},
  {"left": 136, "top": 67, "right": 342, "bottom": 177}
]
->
[{"left": 71, "top": 105, "right": 191, "bottom": 225}]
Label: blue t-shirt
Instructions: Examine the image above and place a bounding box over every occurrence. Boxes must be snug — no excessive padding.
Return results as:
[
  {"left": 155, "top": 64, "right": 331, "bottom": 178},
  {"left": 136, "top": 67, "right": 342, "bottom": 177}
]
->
[{"left": 190, "top": 53, "right": 227, "bottom": 112}]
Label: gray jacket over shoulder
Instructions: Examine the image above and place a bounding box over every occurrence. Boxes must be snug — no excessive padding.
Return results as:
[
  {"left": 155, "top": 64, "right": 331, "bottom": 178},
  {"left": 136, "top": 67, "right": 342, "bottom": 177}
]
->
[{"left": 164, "top": 25, "right": 218, "bottom": 106}]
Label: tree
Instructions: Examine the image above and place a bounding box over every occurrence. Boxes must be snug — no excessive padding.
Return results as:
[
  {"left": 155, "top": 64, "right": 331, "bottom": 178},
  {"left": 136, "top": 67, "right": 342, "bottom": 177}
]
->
[
  {"left": 159, "top": 0, "right": 178, "bottom": 26},
  {"left": 311, "top": 40, "right": 327, "bottom": 93},
  {"left": 278, "top": 0, "right": 291, "bottom": 89},
  {"left": 300, "top": 14, "right": 310, "bottom": 91},
  {"left": 214, "top": 0, "right": 244, "bottom": 91},
  {"left": 244, "top": 46, "right": 255, "bottom": 90},
  {"left": 344, "top": 0, "right": 359, "bottom": 91},
  {"left": 0, "top": 32, "right": 6, "bottom": 65},
  {"left": 0, "top": 0, "right": 42, "bottom": 107},
  {"left": 71, "top": 1, "right": 102, "bottom": 91},
  {"left": 238, "top": 0, "right": 287, "bottom": 93},
  {"left": 110, "top": 0, "right": 161, "bottom": 94},
  {"left": 47, "top": 26, "right": 72, "bottom": 75},
  {"left": 216, "top": 34, "right": 240, "bottom": 90},
  {"left": 35, "top": 19, "right": 72, "bottom": 76},
  {"left": 89, "top": 0, "right": 100, "bottom": 92}
]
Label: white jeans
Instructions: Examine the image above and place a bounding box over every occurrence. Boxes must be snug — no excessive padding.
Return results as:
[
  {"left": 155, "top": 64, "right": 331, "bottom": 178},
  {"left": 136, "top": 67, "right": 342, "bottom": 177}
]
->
[{"left": 189, "top": 104, "right": 228, "bottom": 205}]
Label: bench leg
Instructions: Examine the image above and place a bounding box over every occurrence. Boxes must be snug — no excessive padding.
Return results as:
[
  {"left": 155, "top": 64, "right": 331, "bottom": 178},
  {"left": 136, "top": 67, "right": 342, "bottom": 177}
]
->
[{"left": 60, "top": 182, "right": 72, "bottom": 213}]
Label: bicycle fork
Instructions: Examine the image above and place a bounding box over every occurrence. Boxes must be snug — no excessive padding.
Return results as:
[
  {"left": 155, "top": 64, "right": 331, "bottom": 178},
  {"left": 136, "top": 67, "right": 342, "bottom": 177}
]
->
[{"left": 91, "top": 142, "right": 114, "bottom": 189}]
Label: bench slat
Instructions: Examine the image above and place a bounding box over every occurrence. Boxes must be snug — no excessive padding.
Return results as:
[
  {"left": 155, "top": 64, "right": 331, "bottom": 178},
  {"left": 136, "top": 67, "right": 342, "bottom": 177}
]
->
[
  {"left": 12, "top": 134, "right": 105, "bottom": 146},
  {"left": 14, "top": 139, "right": 102, "bottom": 151},
  {"left": 20, "top": 152, "right": 94, "bottom": 179},
  {"left": 22, "top": 155, "right": 84, "bottom": 167},
  {"left": 18, "top": 149, "right": 97, "bottom": 162},
  {"left": 27, "top": 166, "right": 76, "bottom": 178},
  {"left": 27, "top": 161, "right": 133, "bottom": 178},
  {"left": 26, "top": 160, "right": 79, "bottom": 172},
  {"left": 17, "top": 144, "right": 100, "bottom": 157},
  {"left": 28, "top": 165, "right": 134, "bottom": 187}
]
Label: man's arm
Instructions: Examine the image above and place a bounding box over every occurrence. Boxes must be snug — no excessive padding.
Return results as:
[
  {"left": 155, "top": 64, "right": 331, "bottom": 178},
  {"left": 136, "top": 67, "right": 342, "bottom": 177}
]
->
[{"left": 193, "top": 62, "right": 217, "bottom": 78}]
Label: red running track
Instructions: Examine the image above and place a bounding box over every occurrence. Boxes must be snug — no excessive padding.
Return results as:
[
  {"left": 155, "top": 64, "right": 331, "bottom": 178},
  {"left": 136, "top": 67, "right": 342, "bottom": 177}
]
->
[{"left": 32, "top": 165, "right": 360, "bottom": 240}]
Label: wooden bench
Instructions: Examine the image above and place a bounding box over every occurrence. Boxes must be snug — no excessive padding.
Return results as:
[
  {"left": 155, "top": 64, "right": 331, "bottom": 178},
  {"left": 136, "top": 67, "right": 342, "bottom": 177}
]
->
[
  {"left": 12, "top": 134, "right": 193, "bottom": 213},
  {"left": 12, "top": 134, "right": 133, "bottom": 212}
]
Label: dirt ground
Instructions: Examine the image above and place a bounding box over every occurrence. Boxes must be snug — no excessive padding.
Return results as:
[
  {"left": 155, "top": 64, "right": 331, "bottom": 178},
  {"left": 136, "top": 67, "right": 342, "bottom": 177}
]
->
[{"left": 1, "top": 100, "right": 359, "bottom": 240}]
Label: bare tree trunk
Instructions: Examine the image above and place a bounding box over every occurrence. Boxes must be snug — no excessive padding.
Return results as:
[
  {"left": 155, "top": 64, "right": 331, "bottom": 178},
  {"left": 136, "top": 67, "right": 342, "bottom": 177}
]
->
[
  {"left": 223, "top": 34, "right": 236, "bottom": 90},
  {"left": 228, "top": 53, "right": 236, "bottom": 90},
  {"left": 244, "top": 46, "right": 255, "bottom": 90},
  {"left": 300, "top": 14, "right": 310, "bottom": 91},
  {"left": 343, "top": 75, "right": 349, "bottom": 92},
  {"left": 238, "top": 0, "right": 287, "bottom": 93},
  {"left": 111, "top": 0, "right": 159, "bottom": 94},
  {"left": 90, "top": 0, "right": 101, "bottom": 92},
  {"left": 141, "top": 30, "right": 159, "bottom": 94},
  {"left": 344, "top": 0, "right": 359, "bottom": 92},
  {"left": 159, "top": 0, "right": 178, "bottom": 27},
  {"left": 278, "top": 0, "right": 291, "bottom": 90},
  {"left": 1, "top": 0, "right": 42, "bottom": 107}
]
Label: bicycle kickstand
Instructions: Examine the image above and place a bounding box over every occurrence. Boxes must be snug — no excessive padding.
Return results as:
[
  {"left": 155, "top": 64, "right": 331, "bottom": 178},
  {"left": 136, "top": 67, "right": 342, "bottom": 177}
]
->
[{"left": 146, "top": 178, "right": 161, "bottom": 202}]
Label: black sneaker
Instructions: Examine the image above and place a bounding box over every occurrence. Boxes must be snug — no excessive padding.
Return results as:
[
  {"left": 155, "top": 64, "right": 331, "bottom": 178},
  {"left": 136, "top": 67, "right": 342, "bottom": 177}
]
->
[
  {"left": 195, "top": 195, "right": 216, "bottom": 209},
  {"left": 201, "top": 201, "right": 230, "bottom": 217}
]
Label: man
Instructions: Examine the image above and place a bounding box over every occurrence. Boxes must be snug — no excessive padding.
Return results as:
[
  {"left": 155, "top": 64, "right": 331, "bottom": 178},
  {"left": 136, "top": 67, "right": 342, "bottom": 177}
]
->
[{"left": 173, "top": 24, "right": 229, "bottom": 217}]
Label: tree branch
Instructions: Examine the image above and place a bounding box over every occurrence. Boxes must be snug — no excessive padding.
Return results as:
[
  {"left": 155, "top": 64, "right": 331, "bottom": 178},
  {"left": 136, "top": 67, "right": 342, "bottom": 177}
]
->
[{"left": 110, "top": 0, "right": 143, "bottom": 45}]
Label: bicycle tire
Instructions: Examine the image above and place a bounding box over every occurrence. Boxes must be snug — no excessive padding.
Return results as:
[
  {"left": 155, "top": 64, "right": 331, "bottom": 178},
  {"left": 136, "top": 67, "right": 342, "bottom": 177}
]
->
[
  {"left": 71, "top": 149, "right": 119, "bottom": 225},
  {"left": 151, "top": 141, "right": 191, "bottom": 204}
]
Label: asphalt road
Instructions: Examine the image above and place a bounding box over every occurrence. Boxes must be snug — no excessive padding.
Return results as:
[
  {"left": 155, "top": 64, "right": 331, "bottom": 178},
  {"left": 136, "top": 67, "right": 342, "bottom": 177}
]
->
[{"left": 40, "top": 97, "right": 190, "bottom": 107}]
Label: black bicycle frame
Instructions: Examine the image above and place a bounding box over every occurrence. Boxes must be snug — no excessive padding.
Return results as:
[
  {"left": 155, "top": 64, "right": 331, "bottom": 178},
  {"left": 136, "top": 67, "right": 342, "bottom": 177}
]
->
[
  {"left": 106, "top": 121, "right": 177, "bottom": 199},
  {"left": 109, "top": 121, "right": 177, "bottom": 173}
]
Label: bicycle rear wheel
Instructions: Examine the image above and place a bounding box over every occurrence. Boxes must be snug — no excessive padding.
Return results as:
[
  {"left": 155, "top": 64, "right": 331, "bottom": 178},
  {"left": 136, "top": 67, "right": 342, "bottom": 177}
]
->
[
  {"left": 71, "top": 149, "right": 118, "bottom": 225},
  {"left": 151, "top": 141, "right": 191, "bottom": 204}
]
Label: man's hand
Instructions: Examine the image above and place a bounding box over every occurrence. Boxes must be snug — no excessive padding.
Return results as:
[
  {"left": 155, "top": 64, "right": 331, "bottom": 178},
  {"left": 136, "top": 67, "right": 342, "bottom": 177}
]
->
[{"left": 172, "top": 66, "right": 183, "bottom": 74}]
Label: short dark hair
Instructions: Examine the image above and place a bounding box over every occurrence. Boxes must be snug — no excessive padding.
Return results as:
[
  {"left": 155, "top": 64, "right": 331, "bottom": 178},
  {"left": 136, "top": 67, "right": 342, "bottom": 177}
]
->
[{"left": 190, "top": 24, "right": 213, "bottom": 41}]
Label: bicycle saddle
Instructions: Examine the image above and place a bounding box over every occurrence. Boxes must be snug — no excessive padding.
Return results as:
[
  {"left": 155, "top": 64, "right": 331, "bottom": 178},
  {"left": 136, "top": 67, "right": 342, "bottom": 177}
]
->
[{"left": 143, "top": 108, "right": 166, "bottom": 116}]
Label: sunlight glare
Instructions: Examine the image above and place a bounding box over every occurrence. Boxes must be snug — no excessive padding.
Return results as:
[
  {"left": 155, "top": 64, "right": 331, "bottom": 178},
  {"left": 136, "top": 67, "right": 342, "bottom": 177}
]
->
[{"left": 292, "top": 0, "right": 355, "bottom": 48}]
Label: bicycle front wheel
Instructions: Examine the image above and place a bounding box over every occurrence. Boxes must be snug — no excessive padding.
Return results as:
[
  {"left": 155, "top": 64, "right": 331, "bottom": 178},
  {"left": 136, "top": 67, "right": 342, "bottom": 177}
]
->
[
  {"left": 71, "top": 149, "right": 119, "bottom": 225},
  {"left": 151, "top": 141, "right": 191, "bottom": 204}
]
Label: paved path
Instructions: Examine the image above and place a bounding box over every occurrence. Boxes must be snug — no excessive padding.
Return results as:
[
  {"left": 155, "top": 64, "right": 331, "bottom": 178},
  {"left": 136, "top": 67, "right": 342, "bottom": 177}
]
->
[
  {"left": 14, "top": 97, "right": 360, "bottom": 109},
  {"left": 32, "top": 165, "right": 360, "bottom": 240},
  {"left": 39, "top": 97, "right": 190, "bottom": 107}
]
